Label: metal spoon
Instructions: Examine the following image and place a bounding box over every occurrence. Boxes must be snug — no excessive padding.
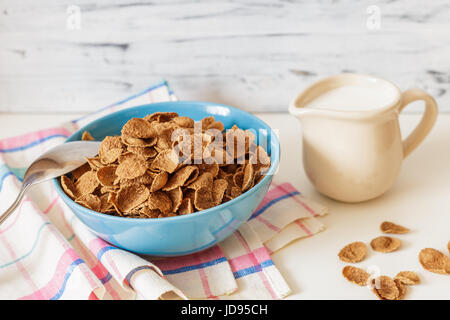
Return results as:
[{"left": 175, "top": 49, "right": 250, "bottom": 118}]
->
[{"left": 0, "top": 141, "right": 101, "bottom": 225}]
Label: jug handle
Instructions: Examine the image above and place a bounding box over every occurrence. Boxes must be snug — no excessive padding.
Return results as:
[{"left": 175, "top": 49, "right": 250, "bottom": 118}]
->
[{"left": 397, "top": 89, "right": 438, "bottom": 158}]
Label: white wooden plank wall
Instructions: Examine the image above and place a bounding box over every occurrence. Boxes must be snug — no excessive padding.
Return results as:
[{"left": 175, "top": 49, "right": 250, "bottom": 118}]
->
[{"left": 0, "top": 0, "right": 449, "bottom": 113}]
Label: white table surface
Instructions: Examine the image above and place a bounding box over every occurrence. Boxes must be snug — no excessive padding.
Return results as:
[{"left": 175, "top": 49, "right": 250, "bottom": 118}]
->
[{"left": 0, "top": 112, "right": 449, "bottom": 300}]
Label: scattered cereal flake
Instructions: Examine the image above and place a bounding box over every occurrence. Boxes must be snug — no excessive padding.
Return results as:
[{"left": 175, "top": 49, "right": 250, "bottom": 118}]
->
[
  {"left": 122, "top": 118, "right": 157, "bottom": 138},
  {"left": 212, "top": 179, "right": 228, "bottom": 205},
  {"left": 200, "top": 116, "right": 215, "bottom": 129},
  {"left": 338, "top": 241, "right": 367, "bottom": 263},
  {"left": 223, "top": 194, "right": 233, "bottom": 203},
  {"left": 155, "top": 120, "right": 177, "bottom": 130},
  {"left": 86, "top": 156, "right": 104, "bottom": 170},
  {"left": 99, "top": 193, "right": 114, "bottom": 213},
  {"left": 158, "top": 212, "right": 178, "bottom": 218},
  {"left": 173, "top": 116, "right": 194, "bottom": 128},
  {"left": 178, "top": 198, "right": 194, "bottom": 215},
  {"left": 107, "top": 192, "right": 122, "bottom": 215},
  {"left": 128, "top": 146, "right": 157, "bottom": 158},
  {"left": 148, "top": 191, "right": 172, "bottom": 214},
  {"left": 395, "top": 271, "right": 420, "bottom": 285},
  {"left": 121, "top": 134, "right": 157, "bottom": 147},
  {"left": 371, "top": 276, "right": 399, "bottom": 300},
  {"left": 118, "top": 171, "right": 154, "bottom": 187},
  {"left": 61, "top": 175, "right": 77, "bottom": 199},
  {"left": 194, "top": 186, "right": 215, "bottom": 211},
  {"left": 155, "top": 127, "right": 175, "bottom": 150},
  {"left": 75, "top": 171, "right": 99, "bottom": 196},
  {"left": 230, "top": 186, "right": 242, "bottom": 198},
  {"left": 139, "top": 206, "right": 161, "bottom": 218},
  {"left": 394, "top": 279, "right": 407, "bottom": 300},
  {"left": 96, "top": 166, "right": 118, "bottom": 187},
  {"left": 223, "top": 173, "right": 234, "bottom": 194},
  {"left": 218, "top": 168, "right": 230, "bottom": 179},
  {"left": 188, "top": 172, "right": 213, "bottom": 190},
  {"left": 251, "top": 146, "right": 271, "bottom": 174},
  {"left": 242, "top": 162, "right": 254, "bottom": 191},
  {"left": 419, "top": 248, "right": 450, "bottom": 275},
  {"left": 101, "top": 148, "right": 123, "bottom": 164},
  {"left": 75, "top": 194, "right": 101, "bottom": 211},
  {"left": 380, "top": 221, "right": 410, "bottom": 234},
  {"left": 222, "top": 163, "right": 238, "bottom": 173},
  {"left": 167, "top": 187, "right": 183, "bottom": 212},
  {"left": 370, "top": 236, "right": 401, "bottom": 253},
  {"left": 82, "top": 131, "right": 95, "bottom": 141},
  {"left": 150, "top": 149, "right": 180, "bottom": 173},
  {"left": 342, "top": 266, "right": 370, "bottom": 286},
  {"left": 71, "top": 163, "right": 91, "bottom": 181},
  {"left": 254, "top": 172, "right": 264, "bottom": 185},
  {"left": 117, "top": 184, "right": 150, "bottom": 213},
  {"left": 116, "top": 157, "right": 148, "bottom": 180},
  {"left": 163, "top": 165, "right": 199, "bottom": 191},
  {"left": 118, "top": 152, "right": 145, "bottom": 164},
  {"left": 148, "top": 166, "right": 162, "bottom": 174},
  {"left": 232, "top": 171, "right": 244, "bottom": 190},
  {"left": 184, "top": 189, "right": 196, "bottom": 204},
  {"left": 150, "top": 171, "right": 168, "bottom": 192},
  {"left": 206, "top": 121, "right": 225, "bottom": 132},
  {"left": 100, "top": 185, "right": 119, "bottom": 194},
  {"left": 197, "top": 161, "right": 219, "bottom": 178},
  {"left": 99, "top": 136, "right": 123, "bottom": 157},
  {"left": 144, "top": 112, "right": 178, "bottom": 123}
]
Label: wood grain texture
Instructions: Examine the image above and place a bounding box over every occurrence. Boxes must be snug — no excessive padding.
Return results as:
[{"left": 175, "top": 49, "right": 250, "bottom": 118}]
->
[{"left": 0, "top": 0, "right": 449, "bottom": 113}]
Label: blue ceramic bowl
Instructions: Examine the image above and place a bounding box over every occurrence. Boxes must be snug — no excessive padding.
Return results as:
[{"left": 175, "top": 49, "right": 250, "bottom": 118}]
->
[{"left": 53, "top": 101, "right": 280, "bottom": 256}]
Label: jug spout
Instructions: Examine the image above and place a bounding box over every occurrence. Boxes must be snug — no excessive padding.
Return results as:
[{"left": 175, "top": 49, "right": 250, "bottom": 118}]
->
[
  {"left": 288, "top": 104, "right": 309, "bottom": 118},
  {"left": 288, "top": 101, "right": 329, "bottom": 121},
  {"left": 288, "top": 99, "right": 310, "bottom": 119}
]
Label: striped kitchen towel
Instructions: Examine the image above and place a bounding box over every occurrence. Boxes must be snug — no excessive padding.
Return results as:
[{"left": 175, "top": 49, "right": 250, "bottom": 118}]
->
[{"left": 0, "top": 81, "right": 328, "bottom": 300}]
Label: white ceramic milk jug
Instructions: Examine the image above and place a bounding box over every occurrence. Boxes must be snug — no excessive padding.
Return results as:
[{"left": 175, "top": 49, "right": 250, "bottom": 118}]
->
[{"left": 289, "top": 74, "right": 438, "bottom": 203}]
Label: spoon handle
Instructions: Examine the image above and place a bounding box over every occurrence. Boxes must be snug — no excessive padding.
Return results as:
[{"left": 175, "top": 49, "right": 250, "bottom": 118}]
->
[{"left": 0, "top": 185, "right": 29, "bottom": 226}]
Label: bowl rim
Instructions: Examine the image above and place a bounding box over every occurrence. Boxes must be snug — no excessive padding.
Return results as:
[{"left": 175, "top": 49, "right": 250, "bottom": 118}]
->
[{"left": 53, "top": 101, "right": 280, "bottom": 224}]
